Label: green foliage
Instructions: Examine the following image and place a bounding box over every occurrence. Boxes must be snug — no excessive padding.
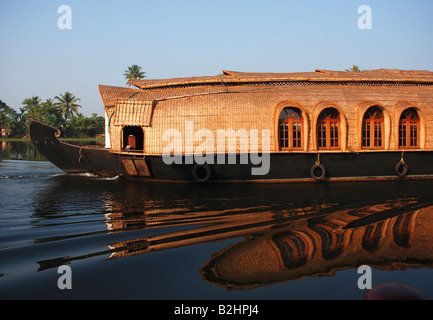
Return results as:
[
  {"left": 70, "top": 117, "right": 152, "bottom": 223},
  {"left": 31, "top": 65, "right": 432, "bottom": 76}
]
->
[
  {"left": 345, "top": 65, "right": 362, "bottom": 72},
  {"left": 54, "top": 92, "right": 81, "bottom": 120},
  {"left": 62, "top": 113, "right": 105, "bottom": 138},
  {"left": 0, "top": 93, "right": 104, "bottom": 138},
  {"left": 0, "top": 100, "right": 20, "bottom": 137},
  {"left": 124, "top": 65, "right": 146, "bottom": 86}
]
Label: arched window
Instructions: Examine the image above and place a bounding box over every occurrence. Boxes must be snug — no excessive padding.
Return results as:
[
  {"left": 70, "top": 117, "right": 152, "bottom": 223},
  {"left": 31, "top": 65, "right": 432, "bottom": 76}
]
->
[
  {"left": 279, "top": 107, "right": 303, "bottom": 150},
  {"left": 399, "top": 108, "right": 420, "bottom": 148},
  {"left": 317, "top": 108, "right": 340, "bottom": 150},
  {"left": 362, "top": 106, "right": 384, "bottom": 149},
  {"left": 122, "top": 126, "right": 144, "bottom": 151}
]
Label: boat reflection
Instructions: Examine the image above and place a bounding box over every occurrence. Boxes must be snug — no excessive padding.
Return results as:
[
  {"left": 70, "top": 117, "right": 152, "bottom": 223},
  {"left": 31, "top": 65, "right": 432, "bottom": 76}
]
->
[
  {"left": 201, "top": 200, "right": 433, "bottom": 290},
  {"left": 35, "top": 179, "right": 433, "bottom": 290},
  {"left": 102, "top": 183, "right": 433, "bottom": 290}
]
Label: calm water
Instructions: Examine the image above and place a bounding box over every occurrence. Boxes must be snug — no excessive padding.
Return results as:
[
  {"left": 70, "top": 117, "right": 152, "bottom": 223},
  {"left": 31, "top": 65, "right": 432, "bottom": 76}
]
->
[{"left": 1, "top": 141, "right": 433, "bottom": 300}]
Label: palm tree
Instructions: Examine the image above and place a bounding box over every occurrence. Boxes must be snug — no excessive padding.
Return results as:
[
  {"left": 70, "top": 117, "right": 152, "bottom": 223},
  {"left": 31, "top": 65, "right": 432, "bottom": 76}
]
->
[
  {"left": 345, "top": 65, "right": 362, "bottom": 72},
  {"left": 22, "top": 96, "right": 42, "bottom": 120},
  {"left": 124, "top": 65, "right": 146, "bottom": 86},
  {"left": 54, "top": 92, "right": 81, "bottom": 120}
]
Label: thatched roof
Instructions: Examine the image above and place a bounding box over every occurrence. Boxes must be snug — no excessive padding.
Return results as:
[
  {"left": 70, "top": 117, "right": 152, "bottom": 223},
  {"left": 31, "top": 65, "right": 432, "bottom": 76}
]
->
[
  {"left": 98, "top": 85, "right": 141, "bottom": 107},
  {"left": 99, "top": 69, "right": 433, "bottom": 107},
  {"left": 128, "top": 69, "right": 433, "bottom": 90}
]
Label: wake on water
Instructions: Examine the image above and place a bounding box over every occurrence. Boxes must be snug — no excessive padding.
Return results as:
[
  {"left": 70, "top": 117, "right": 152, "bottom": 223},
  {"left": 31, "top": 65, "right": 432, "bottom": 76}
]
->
[{"left": 0, "top": 160, "right": 120, "bottom": 181}]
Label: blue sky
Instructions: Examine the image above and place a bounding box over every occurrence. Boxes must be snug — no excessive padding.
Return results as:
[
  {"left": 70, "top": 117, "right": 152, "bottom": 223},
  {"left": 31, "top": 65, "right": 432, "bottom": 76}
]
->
[{"left": 1, "top": 0, "right": 432, "bottom": 116}]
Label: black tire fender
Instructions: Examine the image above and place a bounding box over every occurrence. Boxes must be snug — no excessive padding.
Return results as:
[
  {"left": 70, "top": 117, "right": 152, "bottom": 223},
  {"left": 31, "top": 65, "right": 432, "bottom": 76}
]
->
[
  {"left": 395, "top": 161, "right": 409, "bottom": 178},
  {"left": 192, "top": 163, "right": 212, "bottom": 183},
  {"left": 310, "top": 163, "right": 326, "bottom": 181}
]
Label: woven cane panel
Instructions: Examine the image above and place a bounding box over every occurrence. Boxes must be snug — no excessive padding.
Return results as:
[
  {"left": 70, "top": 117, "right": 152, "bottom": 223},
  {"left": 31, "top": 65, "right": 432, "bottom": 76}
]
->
[{"left": 114, "top": 99, "right": 153, "bottom": 126}]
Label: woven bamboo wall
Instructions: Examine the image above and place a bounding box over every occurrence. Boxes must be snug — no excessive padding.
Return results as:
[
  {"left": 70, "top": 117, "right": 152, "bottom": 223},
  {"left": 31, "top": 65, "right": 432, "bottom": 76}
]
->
[
  {"left": 115, "top": 100, "right": 153, "bottom": 126},
  {"left": 105, "top": 82, "right": 433, "bottom": 155}
]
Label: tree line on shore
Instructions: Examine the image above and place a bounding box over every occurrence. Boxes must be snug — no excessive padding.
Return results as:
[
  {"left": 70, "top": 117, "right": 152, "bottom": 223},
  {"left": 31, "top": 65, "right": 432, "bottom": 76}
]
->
[{"left": 0, "top": 93, "right": 104, "bottom": 139}]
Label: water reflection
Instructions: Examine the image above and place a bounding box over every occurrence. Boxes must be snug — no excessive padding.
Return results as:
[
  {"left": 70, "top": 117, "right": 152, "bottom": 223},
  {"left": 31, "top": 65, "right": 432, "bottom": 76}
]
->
[
  {"left": 202, "top": 201, "right": 433, "bottom": 290},
  {"left": 1, "top": 140, "right": 46, "bottom": 161},
  {"left": 32, "top": 177, "right": 433, "bottom": 290}
]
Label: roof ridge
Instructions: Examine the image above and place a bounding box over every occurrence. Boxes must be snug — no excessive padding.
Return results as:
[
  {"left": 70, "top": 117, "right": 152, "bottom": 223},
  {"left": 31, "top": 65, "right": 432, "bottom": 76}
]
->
[{"left": 126, "top": 69, "right": 433, "bottom": 90}]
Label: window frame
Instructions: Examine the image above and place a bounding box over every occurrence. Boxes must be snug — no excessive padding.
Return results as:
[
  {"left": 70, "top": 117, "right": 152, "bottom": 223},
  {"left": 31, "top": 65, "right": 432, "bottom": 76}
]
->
[
  {"left": 362, "top": 106, "right": 385, "bottom": 150},
  {"left": 399, "top": 108, "right": 420, "bottom": 149},
  {"left": 317, "top": 108, "right": 341, "bottom": 150},
  {"left": 279, "top": 107, "right": 304, "bottom": 151}
]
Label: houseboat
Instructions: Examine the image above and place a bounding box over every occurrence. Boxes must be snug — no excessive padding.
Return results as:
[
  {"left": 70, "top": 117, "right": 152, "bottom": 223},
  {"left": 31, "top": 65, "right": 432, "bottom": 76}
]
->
[{"left": 29, "top": 68, "right": 433, "bottom": 182}]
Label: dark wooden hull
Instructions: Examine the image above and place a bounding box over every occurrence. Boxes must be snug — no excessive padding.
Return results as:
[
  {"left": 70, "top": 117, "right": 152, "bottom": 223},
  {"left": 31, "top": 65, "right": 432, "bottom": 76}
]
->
[
  {"left": 29, "top": 120, "right": 121, "bottom": 178},
  {"left": 29, "top": 120, "right": 433, "bottom": 183}
]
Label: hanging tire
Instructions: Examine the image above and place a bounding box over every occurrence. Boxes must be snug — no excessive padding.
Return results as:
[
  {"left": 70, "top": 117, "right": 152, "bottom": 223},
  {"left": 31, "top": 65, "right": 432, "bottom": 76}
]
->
[
  {"left": 192, "top": 163, "right": 212, "bottom": 183},
  {"left": 310, "top": 164, "right": 326, "bottom": 181},
  {"left": 395, "top": 161, "right": 408, "bottom": 178}
]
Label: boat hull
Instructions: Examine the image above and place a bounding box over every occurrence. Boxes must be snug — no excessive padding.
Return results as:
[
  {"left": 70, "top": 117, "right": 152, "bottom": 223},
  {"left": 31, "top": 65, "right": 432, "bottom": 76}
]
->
[
  {"left": 29, "top": 120, "right": 433, "bottom": 183},
  {"left": 29, "top": 120, "right": 121, "bottom": 177}
]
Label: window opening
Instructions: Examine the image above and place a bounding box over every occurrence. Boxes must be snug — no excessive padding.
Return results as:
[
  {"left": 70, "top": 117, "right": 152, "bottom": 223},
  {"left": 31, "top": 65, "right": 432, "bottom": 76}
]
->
[
  {"left": 122, "top": 126, "right": 144, "bottom": 151},
  {"left": 279, "top": 107, "right": 303, "bottom": 150},
  {"left": 362, "top": 106, "right": 384, "bottom": 149},
  {"left": 317, "top": 108, "right": 340, "bottom": 150},
  {"left": 399, "top": 108, "right": 419, "bottom": 148}
]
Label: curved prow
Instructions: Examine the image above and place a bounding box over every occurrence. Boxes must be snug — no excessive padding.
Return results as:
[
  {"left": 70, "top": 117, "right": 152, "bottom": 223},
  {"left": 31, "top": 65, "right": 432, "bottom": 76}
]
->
[
  {"left": 28, "top": 119, "right": 62, "bottom": 141},
  {"left": 28, "top": 119, "right": 65, "bottom": 168},
  {"left": 28, "top": 119, "right": 122, "bottom": 177}
]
